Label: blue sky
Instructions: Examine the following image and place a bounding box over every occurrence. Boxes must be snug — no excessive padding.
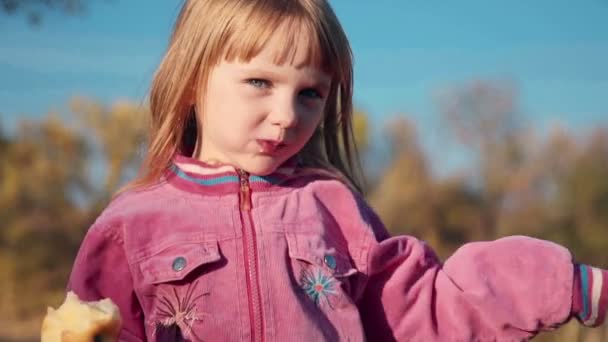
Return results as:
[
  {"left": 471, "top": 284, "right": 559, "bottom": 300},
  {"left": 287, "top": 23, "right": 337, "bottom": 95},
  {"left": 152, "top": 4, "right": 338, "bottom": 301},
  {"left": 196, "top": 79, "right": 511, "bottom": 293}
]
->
[{"left": 1, "top": 0, "right": 607, "bottom": 173}]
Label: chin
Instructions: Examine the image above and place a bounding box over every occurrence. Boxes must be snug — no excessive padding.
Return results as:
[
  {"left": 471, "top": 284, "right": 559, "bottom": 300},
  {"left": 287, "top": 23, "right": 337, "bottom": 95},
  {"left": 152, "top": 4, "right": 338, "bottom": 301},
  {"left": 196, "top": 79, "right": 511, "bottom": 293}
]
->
[
  {"left": 247, "top": 165, "right": 279, "bottom": 176},
  {"left": 240, "top": 157, "right": 285, "bottom": 176}
]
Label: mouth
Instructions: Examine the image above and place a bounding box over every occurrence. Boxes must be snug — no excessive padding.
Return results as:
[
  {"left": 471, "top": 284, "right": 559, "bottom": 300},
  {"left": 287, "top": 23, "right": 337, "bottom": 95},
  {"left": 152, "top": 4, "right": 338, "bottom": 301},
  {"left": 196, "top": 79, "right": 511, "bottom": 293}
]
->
[{"left": 256, "top": 139, "right": 287, "bottom": 154}]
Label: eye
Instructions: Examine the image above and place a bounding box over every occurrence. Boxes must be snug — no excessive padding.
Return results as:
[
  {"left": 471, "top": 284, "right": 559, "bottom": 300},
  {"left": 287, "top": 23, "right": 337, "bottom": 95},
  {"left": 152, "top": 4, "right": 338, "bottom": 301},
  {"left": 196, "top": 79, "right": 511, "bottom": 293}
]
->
[
  {"left": 299, "top": 88, "right": 323, "bottom": 100},
  {"left": 247, "top": 78, "right": 271, "bottom": 89}
]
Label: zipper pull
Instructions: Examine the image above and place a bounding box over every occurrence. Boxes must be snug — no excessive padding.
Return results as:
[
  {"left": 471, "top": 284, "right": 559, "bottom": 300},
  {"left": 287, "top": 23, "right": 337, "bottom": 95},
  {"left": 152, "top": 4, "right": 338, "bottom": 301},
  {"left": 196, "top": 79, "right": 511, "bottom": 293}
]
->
[{"left": 237, "top": 169, "right": 252, "bottom": 211}]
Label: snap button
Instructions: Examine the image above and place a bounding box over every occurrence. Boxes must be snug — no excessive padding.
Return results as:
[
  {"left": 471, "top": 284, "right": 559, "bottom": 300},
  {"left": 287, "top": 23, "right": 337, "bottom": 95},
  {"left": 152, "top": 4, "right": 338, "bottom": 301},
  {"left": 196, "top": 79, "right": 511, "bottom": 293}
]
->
[
  {"left": 172, "top": 256, "right": 187, "bottom": 272},
  {"left": 324, "top": 254, "right": 337, "bottom": 270}
]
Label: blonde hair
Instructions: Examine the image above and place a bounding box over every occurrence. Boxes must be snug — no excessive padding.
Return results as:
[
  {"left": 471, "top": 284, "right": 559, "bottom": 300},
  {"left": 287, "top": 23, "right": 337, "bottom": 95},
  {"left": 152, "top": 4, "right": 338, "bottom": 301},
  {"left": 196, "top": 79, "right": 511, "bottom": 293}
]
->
[{"left": 124, "top": 0, "right": 363, "bottom": 193}]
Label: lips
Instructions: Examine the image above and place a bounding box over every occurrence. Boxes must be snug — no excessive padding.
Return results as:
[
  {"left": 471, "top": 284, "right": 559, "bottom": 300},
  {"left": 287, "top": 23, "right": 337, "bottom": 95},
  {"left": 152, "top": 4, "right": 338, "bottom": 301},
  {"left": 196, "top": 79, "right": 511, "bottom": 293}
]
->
[{"left": 257, "top": 139, "right": 286, "bottom": 154}]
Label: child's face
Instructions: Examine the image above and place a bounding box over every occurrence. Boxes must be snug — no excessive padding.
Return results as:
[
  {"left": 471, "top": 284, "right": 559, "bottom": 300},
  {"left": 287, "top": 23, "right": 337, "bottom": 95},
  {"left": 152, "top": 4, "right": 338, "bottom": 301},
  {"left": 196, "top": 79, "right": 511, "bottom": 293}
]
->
[{"left": 196, "top": 26, "right": 331, "bottom": 175}]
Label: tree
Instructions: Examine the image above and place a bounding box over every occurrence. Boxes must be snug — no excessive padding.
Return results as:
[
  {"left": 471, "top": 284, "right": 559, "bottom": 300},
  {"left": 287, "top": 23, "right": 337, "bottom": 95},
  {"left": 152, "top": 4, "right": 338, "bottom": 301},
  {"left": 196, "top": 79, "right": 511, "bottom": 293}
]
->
[
  {"left": 544, "top": 128, "right": 608, "bottom": 266},
  {"left": 437, "top": 80, "right": 528, "bottom": 240},
  {"left": 1, "top": 0, "right": 95, "bottom": 25},
  {"left": 367, "top": 117, "right": 441, "bottom": 248},
  {"left": 0, "top": 97, "right": 146, "bottom": 338},
  {"left": 0, "top": 114, "right": 89, "bottom": 320},
  {"left": 70, "top": 96, "right": 147, "bottom": 205},
  {"left": 367, "top": 115, "right": 489, "bottom": 258}
]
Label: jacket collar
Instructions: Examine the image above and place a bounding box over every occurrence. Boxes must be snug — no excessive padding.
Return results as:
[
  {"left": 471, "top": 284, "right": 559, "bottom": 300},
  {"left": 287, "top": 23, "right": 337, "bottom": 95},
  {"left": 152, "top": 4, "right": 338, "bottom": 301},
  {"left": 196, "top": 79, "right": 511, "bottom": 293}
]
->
[{"left": 165, "top": 154, "right": 298, "bottom": 195}]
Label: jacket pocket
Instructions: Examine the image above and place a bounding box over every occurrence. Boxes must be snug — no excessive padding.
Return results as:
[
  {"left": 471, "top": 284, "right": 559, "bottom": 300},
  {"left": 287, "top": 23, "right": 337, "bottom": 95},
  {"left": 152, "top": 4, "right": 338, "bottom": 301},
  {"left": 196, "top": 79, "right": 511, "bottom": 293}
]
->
[
  {"left": 286, "top": 233, "right": 357, "bottom": 278},
  {"left": 138, "top": 238, "right": 221, "bottom": 285},
  {"left": 286, "top": 233, "right": 358, "bottom": 309}
]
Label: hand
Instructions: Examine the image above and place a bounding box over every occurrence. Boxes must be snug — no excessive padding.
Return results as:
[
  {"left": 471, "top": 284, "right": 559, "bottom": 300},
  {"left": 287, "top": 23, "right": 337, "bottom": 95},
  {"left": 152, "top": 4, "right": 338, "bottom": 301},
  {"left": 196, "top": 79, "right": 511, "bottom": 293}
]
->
[{"left": 41, "top": 291, "right": 121, "bottom": 342}]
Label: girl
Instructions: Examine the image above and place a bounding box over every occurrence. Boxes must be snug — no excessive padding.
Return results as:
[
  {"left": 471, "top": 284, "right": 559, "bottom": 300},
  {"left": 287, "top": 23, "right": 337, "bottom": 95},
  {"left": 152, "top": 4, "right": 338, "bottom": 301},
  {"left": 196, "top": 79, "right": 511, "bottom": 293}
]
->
[{"left": 67, "top": 0, "right": 607, "bottom": 341}]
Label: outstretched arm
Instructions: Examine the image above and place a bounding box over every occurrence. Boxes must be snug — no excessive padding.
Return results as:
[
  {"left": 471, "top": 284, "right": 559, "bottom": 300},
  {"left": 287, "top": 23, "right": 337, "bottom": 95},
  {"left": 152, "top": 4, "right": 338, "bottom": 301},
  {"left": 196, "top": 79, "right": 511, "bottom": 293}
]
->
[
  {"left": 353, "top": 200, "right": 608, "bottom": 342},
  {"left": 358, "top": 234, "right": 582, "bottom": 341}
]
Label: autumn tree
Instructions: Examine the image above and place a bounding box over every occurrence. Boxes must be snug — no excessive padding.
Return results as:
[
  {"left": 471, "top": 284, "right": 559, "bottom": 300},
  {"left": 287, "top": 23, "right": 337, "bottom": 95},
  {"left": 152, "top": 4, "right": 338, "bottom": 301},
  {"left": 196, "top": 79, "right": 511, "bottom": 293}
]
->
[
  {"left": 70, "top": 97, "right": 147, "bottom": 207},
  {"left": 0, "top": 114, "right": 89, "bottom": 321},
  {"left": 436, "top": 80, "right": 529, "bottom": 240},
  {"left": 1, "top": 0, "right": 102, "bottom": 25},
  {"left": 0, "top": 97, "right": 146, "bottom": 339}
]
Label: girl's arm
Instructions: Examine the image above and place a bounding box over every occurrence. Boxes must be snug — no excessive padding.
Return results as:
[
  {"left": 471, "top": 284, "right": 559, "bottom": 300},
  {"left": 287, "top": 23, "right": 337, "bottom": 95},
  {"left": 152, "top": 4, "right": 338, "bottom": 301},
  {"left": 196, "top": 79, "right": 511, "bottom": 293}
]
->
[
  {"left": 356, "top": 206, "right": 608, "bottom": 341},
  {"left": 67, "top": 223, "right": 146, "bottom": 341}
]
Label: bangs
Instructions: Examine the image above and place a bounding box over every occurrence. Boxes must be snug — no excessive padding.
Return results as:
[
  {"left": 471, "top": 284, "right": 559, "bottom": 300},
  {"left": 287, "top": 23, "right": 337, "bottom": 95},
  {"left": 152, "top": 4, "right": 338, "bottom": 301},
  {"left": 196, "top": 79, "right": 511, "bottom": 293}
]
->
[{"left": 221, "top": 4, "right": 332, "bottom": 74}]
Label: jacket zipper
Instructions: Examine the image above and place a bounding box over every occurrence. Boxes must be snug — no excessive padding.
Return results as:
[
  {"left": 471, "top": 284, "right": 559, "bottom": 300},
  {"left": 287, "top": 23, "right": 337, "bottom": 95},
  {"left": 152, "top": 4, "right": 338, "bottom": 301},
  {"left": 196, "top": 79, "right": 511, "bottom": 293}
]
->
[{"left": 237, "top": 169, "right": 265, "bottom": 342}]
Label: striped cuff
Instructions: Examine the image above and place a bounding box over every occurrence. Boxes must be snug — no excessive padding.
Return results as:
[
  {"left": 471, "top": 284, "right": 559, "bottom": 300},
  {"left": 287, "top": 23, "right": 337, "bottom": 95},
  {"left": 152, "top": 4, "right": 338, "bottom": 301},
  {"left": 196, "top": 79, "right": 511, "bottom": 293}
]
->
[{"left": 572, "top": 264, "right": 608, "bottom": 327}]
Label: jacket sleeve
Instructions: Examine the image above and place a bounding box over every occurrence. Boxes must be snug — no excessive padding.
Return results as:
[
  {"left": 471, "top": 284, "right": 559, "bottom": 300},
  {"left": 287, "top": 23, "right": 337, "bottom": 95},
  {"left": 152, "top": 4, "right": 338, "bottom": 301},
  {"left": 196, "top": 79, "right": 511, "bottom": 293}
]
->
[
  {"left": 356, "top": 207, "right": 576, "bottom": 341},
  {"left": 67, "top": 222, "right": 146, "bottom": 341},
  {"left": 572, "top": 264, "right": 608, "bottom": 327}
]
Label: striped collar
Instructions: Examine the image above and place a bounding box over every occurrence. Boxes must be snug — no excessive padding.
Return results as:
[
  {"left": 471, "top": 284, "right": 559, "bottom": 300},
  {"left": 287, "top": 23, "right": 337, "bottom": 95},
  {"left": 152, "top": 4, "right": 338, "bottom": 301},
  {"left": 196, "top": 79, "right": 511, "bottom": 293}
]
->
[{"left": 165, "top": 154, "right": 298, "bottom": 195}]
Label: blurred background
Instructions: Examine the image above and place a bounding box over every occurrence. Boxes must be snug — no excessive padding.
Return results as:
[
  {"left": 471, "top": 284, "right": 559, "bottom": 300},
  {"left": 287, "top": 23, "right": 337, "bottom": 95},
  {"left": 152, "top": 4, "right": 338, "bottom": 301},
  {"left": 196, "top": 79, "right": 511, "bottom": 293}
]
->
[{"left": 1, "top": 0, "right": 607, "bottom": 340}]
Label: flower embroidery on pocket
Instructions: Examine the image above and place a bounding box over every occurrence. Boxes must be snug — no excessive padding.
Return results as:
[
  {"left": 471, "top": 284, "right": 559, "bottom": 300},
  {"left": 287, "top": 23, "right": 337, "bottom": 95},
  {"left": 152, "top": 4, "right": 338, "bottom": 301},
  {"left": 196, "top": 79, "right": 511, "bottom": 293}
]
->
[
  {"left": 147, "top": 281, "right": 210, "bottom": 341},
  {"left": 300, "top": 267, "right": 338, "bottom": 308}
]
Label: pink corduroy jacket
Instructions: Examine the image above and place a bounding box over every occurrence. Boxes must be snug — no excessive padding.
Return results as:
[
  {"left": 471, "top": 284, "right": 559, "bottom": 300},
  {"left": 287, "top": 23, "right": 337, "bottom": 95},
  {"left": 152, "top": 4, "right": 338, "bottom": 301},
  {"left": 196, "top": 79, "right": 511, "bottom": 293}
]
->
[{"left": 67, "top": 154, "right": 576, "bottom": 341}]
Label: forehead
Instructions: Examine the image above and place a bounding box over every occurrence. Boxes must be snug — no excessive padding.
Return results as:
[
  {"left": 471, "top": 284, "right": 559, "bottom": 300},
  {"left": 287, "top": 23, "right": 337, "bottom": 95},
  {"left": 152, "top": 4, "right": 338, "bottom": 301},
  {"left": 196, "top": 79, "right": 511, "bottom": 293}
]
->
[
  {"left": 270, "top": 20, "right": 326, "bottom": 69},
  {"left": 222, "top": 17, "right": 331, "bottom": 74}
]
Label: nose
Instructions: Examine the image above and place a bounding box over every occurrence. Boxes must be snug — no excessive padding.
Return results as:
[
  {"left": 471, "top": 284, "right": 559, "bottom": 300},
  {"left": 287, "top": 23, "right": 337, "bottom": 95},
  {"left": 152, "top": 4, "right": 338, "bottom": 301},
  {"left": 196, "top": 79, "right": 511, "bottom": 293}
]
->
[{"left": 269, "top": 95, "right": 299, "bottom": 129}]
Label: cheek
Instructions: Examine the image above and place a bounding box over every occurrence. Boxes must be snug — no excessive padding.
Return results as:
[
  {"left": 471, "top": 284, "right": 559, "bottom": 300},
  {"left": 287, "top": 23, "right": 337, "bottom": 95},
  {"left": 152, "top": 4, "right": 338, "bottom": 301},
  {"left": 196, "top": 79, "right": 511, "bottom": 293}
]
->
[
  {"left": 202, "top": 92, "right": 255, "bottom": 128},
  {"left": 299, "top": 106, "right": 324, "bottom": 132}
]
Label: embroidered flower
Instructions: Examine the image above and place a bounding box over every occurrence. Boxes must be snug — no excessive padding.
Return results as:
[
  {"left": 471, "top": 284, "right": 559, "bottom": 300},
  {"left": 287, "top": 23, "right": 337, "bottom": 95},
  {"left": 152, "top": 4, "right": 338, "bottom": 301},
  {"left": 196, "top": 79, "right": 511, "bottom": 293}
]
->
[
  {"left": 300, "top": 267, "right": 338, "bottom": 307},
  {"left": 147, "top": 282, "right": 210, "bottom": 341}
]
